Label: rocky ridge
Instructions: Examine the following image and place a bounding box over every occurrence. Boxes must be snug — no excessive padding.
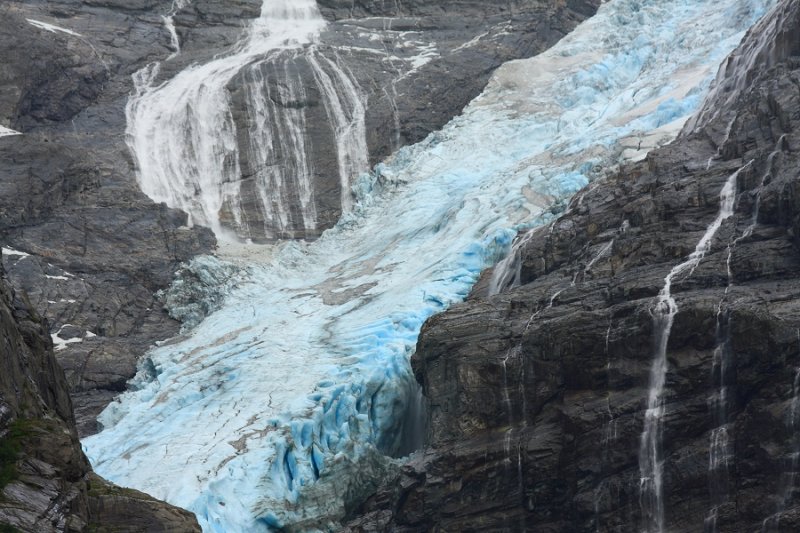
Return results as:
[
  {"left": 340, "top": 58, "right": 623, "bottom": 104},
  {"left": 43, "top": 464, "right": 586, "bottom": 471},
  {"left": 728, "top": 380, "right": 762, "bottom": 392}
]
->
[
  {"left": 0, "top": 251, "right": 199, "bottom": 532},
  {"left": 347, "top": 0, "right": 800, "bottom": 531},
  {"left": 0, "top": 0, "right": 216, "bottom": 435}
]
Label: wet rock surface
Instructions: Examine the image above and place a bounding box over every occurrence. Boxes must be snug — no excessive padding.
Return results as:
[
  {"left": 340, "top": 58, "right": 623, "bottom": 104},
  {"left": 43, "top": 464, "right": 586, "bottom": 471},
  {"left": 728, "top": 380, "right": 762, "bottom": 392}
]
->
[
  {"left": 0, "top": 255, "right": 199, "bottom": 532},
  {"left": 347, "top": 1, "right": 800, "bottom": 531}
]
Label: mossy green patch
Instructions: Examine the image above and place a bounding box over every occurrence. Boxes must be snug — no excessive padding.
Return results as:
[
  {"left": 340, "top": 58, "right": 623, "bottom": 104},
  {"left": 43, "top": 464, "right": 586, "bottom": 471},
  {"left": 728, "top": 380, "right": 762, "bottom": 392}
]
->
[
  {"left": 87, "top": 473, "right": 144, "bottom": 500},
  {"left": 0, "top": 419, "right": 32, "bottom": 490}
]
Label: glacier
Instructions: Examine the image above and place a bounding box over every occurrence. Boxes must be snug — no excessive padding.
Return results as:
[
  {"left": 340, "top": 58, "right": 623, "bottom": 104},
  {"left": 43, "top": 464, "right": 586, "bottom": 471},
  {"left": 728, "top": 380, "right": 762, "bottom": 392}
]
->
[{"left": 82, "top": 0, "right": 774, "bottom": 531}]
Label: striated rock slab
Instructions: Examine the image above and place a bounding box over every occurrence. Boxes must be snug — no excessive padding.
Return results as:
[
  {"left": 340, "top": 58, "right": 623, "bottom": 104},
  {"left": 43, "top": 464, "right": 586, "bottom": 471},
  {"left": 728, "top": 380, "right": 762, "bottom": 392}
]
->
[
  {"left": 0, "top": 253, "right": 199, "bottom": 532},
  {"left": 347, "top": 1, "right": 800, "bottom": 531},
  {"left": 86, "top": 473, "right": 200, "bottom": 533}
]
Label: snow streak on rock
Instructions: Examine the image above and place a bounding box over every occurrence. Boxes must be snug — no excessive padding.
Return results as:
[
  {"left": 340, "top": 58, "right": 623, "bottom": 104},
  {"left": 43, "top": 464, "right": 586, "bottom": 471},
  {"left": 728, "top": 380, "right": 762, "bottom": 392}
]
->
[
  {"left": 27, "top": 18, "right": 82, "bottom": 37},
  {"left": 0, "top": 126, "right": 21, "bottom": 137}
]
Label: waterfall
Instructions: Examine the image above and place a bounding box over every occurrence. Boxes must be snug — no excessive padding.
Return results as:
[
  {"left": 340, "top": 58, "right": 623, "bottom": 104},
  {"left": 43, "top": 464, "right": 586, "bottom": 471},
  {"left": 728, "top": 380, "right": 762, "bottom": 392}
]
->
[
  {"left": 705, "top": 133, "right": 786, "bottom": 531},
  {"left": 241, "top": 55, "right": 318, "bottom": 236},
  {"left": 125, "top": 0, "right": 368, "bottom": 241},
  {"left": 594, "top": 320, "right": 618, "bottom": 531},
  {"left": 307, "top": 52, "right": 369, "bottom": 214},
  {"left": 163, "top": 0, "right": 190, "bottom": 59},
  {"left": 488, "top": 227, "right": 542, "bottom": 296},
  {"left": 763, "top": 361, "right": 800, "bottom": 531},
  {"left": 396, "top": 382, "right": 427, "bottom": 456},
  {"left": 500, "top": 345, "right": 527, "bottom": 530},
  {"left": 639, "top": 162, "right": 750, "bottom": 532},
  {"left": 742, "top": 134, "right": 787, "bottom": 241},
  {"left": 603, "top": 322, "right": 618, "bottom": 446},
  {"left": 705, "top": 308, "right": 733, "bottom": 533}
]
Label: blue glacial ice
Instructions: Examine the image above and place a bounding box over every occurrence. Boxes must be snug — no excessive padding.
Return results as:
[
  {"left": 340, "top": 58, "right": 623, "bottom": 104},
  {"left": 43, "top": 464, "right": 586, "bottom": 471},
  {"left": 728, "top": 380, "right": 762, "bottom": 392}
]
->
[{"left": 83, "top": 0, "right": 774, "bottom": 530}]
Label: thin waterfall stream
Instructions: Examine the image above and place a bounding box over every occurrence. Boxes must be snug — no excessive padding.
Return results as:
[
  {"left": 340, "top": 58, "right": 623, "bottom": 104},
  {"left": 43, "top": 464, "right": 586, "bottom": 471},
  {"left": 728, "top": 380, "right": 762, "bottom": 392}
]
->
[
  {"left": 639, "top": 162, "right": 751, "bottom": 532},
  {"left": 83, "top": 0, "right": 774, "bottom": 530},
  {"left": 705, "top": 133, "right": 787, "bottom": 532},
  {"left": 763, "top": 348, "right": 800, "bottom": 532},
  {"left": 705, "top": 307, "right": 733, "bottom": 533}
]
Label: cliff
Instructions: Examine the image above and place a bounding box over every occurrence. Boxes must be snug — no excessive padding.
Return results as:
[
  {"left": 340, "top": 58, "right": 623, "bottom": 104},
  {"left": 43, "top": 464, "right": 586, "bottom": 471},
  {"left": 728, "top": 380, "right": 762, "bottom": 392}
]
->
[
  {"left": 348, "top": 0, "right": 800, "bottom": 530},
  {"left": 0, "top": 251, "right": 199, "bottom": 532},
  {"left": 0, "top": 0, "right": 216, "bottom": 435}
]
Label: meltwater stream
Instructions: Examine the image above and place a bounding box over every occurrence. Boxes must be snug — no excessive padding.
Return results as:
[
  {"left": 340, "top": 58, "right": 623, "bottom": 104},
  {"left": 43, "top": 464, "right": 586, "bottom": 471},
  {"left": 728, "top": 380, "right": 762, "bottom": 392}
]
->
[
  {"left": 84, "top": 0, "right": 773, "bottom": 530},
  {"left": 126, "top": 0, "right": 367, "bottom": 240}
]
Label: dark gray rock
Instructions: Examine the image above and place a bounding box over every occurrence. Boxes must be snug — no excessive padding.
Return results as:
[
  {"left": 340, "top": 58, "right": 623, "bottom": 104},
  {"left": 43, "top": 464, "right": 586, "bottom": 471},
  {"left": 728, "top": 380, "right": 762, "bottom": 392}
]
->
[
  {"left": 0, "top": 0, "right": 215, "bottom": 435},
  {"left": 347, "top": 1, "right": 800, "bottom": 531},
  {"left": 0, "top": 253, "right": 199, "bottom": 532}
]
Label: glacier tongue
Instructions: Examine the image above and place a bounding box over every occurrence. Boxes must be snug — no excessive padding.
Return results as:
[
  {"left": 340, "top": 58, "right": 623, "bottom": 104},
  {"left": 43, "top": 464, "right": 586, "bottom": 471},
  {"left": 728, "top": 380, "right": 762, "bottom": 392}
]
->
[{"left": 84, "top": 0, "right": 773, "bottom": 531}]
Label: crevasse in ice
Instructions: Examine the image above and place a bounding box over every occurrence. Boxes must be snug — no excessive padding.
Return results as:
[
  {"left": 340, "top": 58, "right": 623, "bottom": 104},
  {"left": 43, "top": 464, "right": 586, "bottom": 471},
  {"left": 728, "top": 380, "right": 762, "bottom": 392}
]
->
[{"left": 83, "top": 0, "right": 773, "bottom": 530}]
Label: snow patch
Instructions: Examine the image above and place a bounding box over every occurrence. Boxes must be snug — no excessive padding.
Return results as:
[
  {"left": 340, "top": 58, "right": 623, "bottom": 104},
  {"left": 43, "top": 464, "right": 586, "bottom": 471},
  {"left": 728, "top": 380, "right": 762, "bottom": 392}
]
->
[
  {"left": 2, "top": 247, "right": 29, "bottom": 257},
  {"left": 51, "top": 325, "right": 83, "bottom": 352},
  {"left": 51, "top": 325, "right": 97, "bottom": 351},
  {"left": 453, "top": 31, "right": 489, "bottom": 52},
  {"left": 27, "top": 19, "right": 82, "bottom": 37},
  {"left": 0, "top": 126, "right": 21, "bottom": 138}
]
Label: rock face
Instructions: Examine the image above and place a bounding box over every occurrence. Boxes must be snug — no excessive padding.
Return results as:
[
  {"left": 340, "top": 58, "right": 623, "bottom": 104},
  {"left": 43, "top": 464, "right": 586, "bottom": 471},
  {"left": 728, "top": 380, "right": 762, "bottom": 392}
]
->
[
  {"left": 0, "top": 253, "right": 199, "bottom": 532},
  {"left": 318, "top": 0, "right": 600, "bottom": 168},
  {"left": 347, "top": 1, "right": 800, "bottom": 531},
  {"left": 0, "top": 1, "right": 215, "bottom": 436}
]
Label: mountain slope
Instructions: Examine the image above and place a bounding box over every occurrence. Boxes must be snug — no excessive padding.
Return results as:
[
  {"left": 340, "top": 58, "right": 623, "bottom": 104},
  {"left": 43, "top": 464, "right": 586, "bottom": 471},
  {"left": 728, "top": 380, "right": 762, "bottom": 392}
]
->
[{"left": 0, "top": 0, "right": 600, "bottom": 437}]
